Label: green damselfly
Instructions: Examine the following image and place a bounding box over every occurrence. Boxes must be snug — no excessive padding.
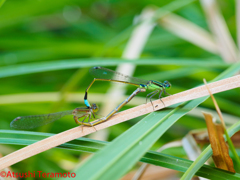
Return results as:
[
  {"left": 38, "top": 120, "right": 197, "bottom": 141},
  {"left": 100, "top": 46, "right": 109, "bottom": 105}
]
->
[
  {"left": 11, "top": 104, "right": 99, "bottom": 130},
  {"left": 84, "top": 66, "right": 171, "bottom": 108},
  {"left": 81, "top": 66, "right": 171, "bottom": 126}
]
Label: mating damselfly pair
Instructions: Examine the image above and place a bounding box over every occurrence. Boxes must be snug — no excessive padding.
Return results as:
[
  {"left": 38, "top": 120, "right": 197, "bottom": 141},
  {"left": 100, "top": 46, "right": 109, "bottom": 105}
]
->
[{"left": 11, "top": 67, "right": 171, "bottom": 130}]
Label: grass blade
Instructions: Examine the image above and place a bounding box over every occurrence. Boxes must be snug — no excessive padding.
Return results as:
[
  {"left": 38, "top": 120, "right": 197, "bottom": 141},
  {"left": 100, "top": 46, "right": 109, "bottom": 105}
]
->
[
  {"left": 1, "top": 130, "right": 240, "bottom": 179},
  {"left": 0, "top": 58, "right": 228, "bottom": 78}
]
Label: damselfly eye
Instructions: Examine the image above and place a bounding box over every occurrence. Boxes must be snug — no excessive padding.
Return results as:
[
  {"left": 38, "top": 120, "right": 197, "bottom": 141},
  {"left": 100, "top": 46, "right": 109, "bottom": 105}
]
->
[{"left": 164, "top": 81, "right": 171, "bottom": 89}]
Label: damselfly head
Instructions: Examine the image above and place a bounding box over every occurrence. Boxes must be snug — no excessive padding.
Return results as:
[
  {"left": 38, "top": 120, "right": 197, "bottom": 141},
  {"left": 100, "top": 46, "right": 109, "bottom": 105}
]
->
[
  {"left": 91, "top": 103, "right": 99, "bottom": 113},
  {"left": 163, "top": 81, "right": 171, "bottom": 89}
]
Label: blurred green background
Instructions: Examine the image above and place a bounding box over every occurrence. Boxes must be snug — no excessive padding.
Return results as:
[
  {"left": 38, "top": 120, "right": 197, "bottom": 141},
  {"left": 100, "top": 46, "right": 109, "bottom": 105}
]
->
[{"left": 0, "top": 0, "right": 238, "bottom": 179}]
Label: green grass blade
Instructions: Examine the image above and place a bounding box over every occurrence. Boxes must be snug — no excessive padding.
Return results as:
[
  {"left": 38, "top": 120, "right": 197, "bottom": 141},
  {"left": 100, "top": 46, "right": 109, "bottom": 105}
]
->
[
  {"left": 144, "top": 151, "right": 240, "bottom": 180},
  {"left": 0, "top": 130, "right": 107, "bottom": 153},
  {"left": 1, "top": 130, "right": 240, "bottom": 179},
  {"left": 0, "top": 58, "right": 228, "bottom": 78}
]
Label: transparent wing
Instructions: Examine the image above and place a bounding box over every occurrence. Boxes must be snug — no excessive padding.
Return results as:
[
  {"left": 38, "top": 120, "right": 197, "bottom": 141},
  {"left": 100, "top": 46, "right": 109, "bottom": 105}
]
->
[
  {"left": 89, "top": 67, "right": 149, "bottom": 85},
  {"left": 10, "top": 110, "right": 74, "bottom": 130}
]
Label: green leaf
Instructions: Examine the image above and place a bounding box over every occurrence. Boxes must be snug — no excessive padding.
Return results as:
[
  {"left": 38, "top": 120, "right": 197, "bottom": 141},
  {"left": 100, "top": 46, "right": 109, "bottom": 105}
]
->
[
  {"left": 0, "top": 58, "right": 228, "bottom": 78},
  {"left": 1, "top": 130, "right": 240, "bottom": 179},
  {"left": 0, "top": 130, "right": 106, "bottom": 153},
  {"left": 144, "top": 151, "right": 240, "bottom": 180}
]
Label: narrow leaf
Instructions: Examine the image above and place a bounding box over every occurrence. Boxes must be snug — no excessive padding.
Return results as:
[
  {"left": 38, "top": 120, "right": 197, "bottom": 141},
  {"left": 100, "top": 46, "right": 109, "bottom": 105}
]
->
[
  {"left": 1, "top": 130, "right": 240, "bottom": 179},
  {"left": 0, "top": 58, "right": 228, "bottom": 78}
]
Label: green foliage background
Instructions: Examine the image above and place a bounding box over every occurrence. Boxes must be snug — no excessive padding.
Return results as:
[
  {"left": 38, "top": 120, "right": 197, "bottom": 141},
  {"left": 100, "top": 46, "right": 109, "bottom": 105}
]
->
[{"left": 0, "top": 0, "right": 238, "bottom": 179}]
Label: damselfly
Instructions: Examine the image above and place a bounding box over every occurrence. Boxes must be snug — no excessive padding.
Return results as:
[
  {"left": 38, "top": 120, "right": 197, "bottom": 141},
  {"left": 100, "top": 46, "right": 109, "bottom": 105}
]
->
[
  {"left": 11, "top": 104, "right": 99, "bottom": 130},
  {"left": 84, "top": 66, "right": 171, "bottom": 108}
]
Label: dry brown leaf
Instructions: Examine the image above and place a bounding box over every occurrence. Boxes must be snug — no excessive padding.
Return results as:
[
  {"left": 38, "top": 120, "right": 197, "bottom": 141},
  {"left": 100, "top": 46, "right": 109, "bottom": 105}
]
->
[
  {"left": 231, "top": 131, "right": 240, "bottom": 147},
  {"left": 203, "top": 112, "right": 235, "bottom": 173}
]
